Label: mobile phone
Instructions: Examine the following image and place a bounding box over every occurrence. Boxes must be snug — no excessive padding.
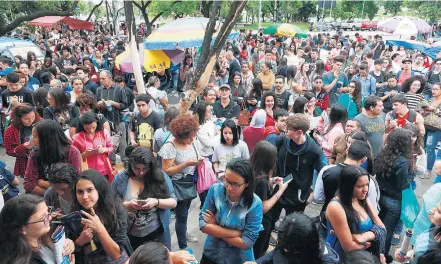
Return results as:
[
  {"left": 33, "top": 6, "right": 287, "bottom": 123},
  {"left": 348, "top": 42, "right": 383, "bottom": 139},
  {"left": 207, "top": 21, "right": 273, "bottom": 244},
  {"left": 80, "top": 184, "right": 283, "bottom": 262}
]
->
[
  {"left": 283, "top": 173, "right": 293, "bottom": 183},
  {"left": 185, "top": 248, "right": 198, "bottom": 264},
  {"left": 136, "top": 200, "right": 147, "bottom": 205}
]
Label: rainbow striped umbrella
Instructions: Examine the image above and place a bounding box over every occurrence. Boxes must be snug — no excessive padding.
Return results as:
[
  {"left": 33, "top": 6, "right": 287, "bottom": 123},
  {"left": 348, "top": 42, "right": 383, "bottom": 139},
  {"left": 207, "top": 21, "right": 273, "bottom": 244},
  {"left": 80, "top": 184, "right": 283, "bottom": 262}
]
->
[
  {"left": 115, "top": 49, "right": 185, "bottom": 73},
  {"left": 144, "top": 17, "right": 239, "bottom": 50},
  {"left": 263, "top": 23, "right": 307, "bottom": 38}
]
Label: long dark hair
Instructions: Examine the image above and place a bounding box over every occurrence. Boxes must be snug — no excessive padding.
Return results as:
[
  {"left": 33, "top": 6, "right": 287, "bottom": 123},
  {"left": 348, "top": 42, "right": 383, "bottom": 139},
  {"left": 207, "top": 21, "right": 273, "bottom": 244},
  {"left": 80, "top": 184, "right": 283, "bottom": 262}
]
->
[
  {"left": 292, "top": 96, "right": 309, "bottom": 114},
  {"left": 250, "top": 78, "right": 263, "bottom": 98},
  {"left": 33, "top": 88, "right": 49, "bottom": 118},
  {"left": 33, "top": 120, "right": 71, "bottom": 179},
  {"left": 0, "top": 194, "right": 45, "bottom": 264},
  {"left": 325, "top": 104, "right": 348, "bottom": 135},
  {"left": 162, "top": 107, "right": 179, "bottom": 130},
  {"left": 401, "top": 76, "right": 425, "bottom": 94},
  {"left": 225, "top": 158, "right": 255, "bottom": 207},
  {"left": 404, "top": 122, "right": 423, "bottom": 156},
  {"left": 350, "top": 80, "right": 363, "bottom": 113},
  {"left": 276, "top": 213, "right": 321, "bottom": 264},
  {"left": 78, "top": 111, "right": 104, "bottom": 133},
  {"left": 337, "top": 165, "right": 374, "bottom": 233},
  {"left": 10, "top": 103, "right": 36, "bottom": 128},
  {"left": 250, "top": 141, "right": 277, "bottom": 186},
  {"left": 220, "top": 119, "right": 239, "bottom": 146},
  {"left": 286, "top": 65, "right": 297, "bottom": 83},
  {"left": 193, "top": 101, "right": 209, "bottom": 125},
  {"left": 126, "top": 147, "right": 169, "bottom": 199},
  {"left": 314, "top": 59, "right": 325, "bottom": 77},
  {"left": 374, "top": 128, "right": 413, "bottom": 178},
  {"left": 72, "top": 169, "right": 119, "bottom": 234},
  {"left": 48, "top": 88, "right": 71, "bottom": 114}
]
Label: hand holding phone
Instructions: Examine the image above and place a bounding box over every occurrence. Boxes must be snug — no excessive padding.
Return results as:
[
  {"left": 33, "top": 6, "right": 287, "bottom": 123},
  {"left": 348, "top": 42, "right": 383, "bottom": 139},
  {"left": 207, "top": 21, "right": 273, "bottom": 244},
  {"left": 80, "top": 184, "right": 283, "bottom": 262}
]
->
[{"left": 283, "top": 174, "right": 293, "bottom": 183}]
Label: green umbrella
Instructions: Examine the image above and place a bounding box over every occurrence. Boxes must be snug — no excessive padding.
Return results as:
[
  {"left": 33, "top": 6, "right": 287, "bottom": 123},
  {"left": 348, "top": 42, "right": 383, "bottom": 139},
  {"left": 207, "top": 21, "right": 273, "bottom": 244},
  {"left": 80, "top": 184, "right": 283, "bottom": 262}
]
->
[{"left": 263, "top": 23, "right": 308, "bottom": 38}]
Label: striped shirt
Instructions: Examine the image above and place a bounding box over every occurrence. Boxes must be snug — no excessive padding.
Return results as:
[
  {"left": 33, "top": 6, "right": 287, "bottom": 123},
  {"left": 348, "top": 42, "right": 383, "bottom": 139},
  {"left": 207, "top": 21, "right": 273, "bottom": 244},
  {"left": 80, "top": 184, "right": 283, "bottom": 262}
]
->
[
  {"left": 96, "top": 83, "right": 128, "bottom": 125},
  {"left": 403, "top": 93, "right": 425, "bottom": 110}
]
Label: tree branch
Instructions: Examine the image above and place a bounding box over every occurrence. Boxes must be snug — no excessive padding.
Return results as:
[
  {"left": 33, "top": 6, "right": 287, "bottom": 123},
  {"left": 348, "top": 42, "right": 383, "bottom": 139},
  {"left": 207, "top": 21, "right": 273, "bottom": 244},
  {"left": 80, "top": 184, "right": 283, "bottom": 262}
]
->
[
  {"left": 150, "top": 0, "right": 182, "bottom": 25},
  {"left": 112, "top": 7, "right": 124, "bottom": 23},
  {"left": 86, "top": 0, "right": 104, "bottom": 21},
  {"left": 1, "top": 10, "right": 75, "bottom": 36},
  {"left": 133, "top": 1, "right": 142, "bottom": 9}
]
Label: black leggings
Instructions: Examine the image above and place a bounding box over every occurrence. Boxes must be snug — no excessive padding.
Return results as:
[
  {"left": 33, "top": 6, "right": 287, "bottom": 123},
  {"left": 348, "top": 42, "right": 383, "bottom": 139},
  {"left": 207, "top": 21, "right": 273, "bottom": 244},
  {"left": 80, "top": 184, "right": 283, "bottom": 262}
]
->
[{"left": 128, "top": 226, "right": 164, "bottom": 251}]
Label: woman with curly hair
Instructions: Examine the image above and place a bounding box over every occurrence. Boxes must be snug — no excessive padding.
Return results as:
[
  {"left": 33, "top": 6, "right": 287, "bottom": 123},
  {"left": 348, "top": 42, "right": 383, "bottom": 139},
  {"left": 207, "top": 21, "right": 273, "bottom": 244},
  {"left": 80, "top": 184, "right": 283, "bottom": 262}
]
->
[
  {"left": 111, "top": 147, "right": 177, "bottom": 250},
  {"left": 401, "top": 76, "right": 426, "bottom": 110},
  {"left": 158, "top": 113, "right": 202, "bottom": 249},
  {"left": 375, "top": 128, "right": 413, "bottom": 262},
  {"left": 69, "top": 93, "right": 110, "bottom": 137}
]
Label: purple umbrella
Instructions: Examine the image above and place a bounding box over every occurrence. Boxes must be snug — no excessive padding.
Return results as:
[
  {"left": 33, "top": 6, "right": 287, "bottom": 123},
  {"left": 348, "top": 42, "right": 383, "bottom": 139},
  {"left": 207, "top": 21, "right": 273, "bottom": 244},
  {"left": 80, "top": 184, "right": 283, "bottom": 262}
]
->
[{"left": 378, "top": 16, "right": 432, "bottom": 35}]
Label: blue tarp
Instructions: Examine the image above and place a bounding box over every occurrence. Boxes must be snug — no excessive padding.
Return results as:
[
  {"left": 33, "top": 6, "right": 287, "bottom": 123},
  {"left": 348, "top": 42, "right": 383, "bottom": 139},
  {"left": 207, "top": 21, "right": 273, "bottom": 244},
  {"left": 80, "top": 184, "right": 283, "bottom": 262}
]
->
[{"left": 386, "top": 39, "right": 441, "bottom": 59}]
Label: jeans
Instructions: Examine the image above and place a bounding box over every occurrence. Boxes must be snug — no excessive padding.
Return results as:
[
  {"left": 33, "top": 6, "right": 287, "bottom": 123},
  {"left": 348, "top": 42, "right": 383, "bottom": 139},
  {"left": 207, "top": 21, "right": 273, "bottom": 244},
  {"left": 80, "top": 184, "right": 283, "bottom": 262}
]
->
[
  {"left": 253, "top": 221, "right": 272, "bottom": 259},
  {"left": 425, "top": 130, "right": 441, "bottom": 172},
  {"left": 128, "top": 226, "right": 164, "bottom": 251},
  {"left": 117, "top": 121, "right": 128, "bottom": 162},
  {"left": 172, "top": 69, "right": 179, "bottom": 90},
  {"left": 379, "top": 195, "right": 402, "bottom": 256},
  {"left": 175, "top": 199, "right": 192, "bottom": 249},
  {"left": 199, "top": 190, "right": 208, "bottom": 209}
]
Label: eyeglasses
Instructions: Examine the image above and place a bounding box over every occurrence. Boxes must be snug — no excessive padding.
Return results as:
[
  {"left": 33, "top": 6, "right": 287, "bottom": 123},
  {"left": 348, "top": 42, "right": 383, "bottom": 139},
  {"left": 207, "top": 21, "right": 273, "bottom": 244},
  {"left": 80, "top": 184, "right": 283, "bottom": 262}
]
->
[
  {"left": 348, "top": 85, "right": 356, "bottom": 88},
  {"left": 222, "top": 176, "right": 245, "bottom": 190},
  {"left": 27, "top": 206, "right": 53, "bottom": 225},
  {"left": 132, "top": 165, "right": 149, "bottom": 174},
  {"left": 46, "top": 96, "right": 52, "bottom": 101}
]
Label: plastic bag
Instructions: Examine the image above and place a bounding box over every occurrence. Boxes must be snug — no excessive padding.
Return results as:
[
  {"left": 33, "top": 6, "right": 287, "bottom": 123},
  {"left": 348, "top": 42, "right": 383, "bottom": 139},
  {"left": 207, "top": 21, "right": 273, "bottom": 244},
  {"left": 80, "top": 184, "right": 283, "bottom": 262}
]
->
[{"left": 400, "top": 186, "right": 421, "bottom": 229}]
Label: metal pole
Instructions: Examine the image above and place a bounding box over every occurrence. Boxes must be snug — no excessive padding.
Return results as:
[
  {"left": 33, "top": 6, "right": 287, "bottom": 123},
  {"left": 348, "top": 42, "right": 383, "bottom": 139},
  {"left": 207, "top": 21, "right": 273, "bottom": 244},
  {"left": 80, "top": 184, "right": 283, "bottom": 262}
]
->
[
  {"left": 258, "top": 0, "right": 262, "bottom": 29},
  {"left": 329, "top": 0, "right": 333, "bottom": 19}
]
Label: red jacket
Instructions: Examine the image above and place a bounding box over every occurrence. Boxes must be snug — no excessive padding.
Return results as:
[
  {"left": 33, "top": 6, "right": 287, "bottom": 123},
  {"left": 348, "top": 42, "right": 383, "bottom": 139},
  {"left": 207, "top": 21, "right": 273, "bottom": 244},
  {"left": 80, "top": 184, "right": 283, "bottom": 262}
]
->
[
  {"left": 24, "top": 146, "right": 82, "bottom": 193},
  {"left": 4, "top": 125, "right": 30, "bottom": 176}
]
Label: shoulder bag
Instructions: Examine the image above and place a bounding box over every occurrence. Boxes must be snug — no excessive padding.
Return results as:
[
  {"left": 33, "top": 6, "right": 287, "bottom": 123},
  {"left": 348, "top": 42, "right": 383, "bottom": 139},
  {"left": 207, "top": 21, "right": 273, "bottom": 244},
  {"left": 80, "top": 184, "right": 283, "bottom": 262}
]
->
[{"left": 168, "top": 141, "right": 197, "bottom": 201}]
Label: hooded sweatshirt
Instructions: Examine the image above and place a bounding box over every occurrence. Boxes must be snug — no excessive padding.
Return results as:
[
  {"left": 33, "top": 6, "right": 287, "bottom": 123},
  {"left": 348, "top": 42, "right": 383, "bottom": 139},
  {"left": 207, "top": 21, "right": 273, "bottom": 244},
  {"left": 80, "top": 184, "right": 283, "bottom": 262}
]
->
[{"left": 275, "top": 135, "right": 325, "bottom": 206}]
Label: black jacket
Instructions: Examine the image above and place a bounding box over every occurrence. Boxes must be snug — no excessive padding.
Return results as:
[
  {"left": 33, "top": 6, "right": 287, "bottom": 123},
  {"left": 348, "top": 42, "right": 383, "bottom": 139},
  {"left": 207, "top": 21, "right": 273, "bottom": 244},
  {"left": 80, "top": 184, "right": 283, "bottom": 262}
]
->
[
  {"left": 275, "top": 135, "right": 325, "bottom": 206},
  {"left": 376, "top": 156, "right": 410, "bottom": 200}
]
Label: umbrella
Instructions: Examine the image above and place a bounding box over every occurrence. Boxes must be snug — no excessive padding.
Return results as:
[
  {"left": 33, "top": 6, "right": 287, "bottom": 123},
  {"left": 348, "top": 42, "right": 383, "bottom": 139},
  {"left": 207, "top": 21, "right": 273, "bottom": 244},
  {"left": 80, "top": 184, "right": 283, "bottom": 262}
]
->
[
  {"left": 263, "top": 23, "right": 308, "bottom": 38},
  {"left": 144, "top": 17, "right": 239, "bottom": 50},
  {"left": 115, "top": 49, "right": 185, "bottom": 73},
  {"left": 378, "top": 16, "right": 432, "bottom": 35},
  {"left": 29, "top": 16, "right": 94, "bottom": 30}
]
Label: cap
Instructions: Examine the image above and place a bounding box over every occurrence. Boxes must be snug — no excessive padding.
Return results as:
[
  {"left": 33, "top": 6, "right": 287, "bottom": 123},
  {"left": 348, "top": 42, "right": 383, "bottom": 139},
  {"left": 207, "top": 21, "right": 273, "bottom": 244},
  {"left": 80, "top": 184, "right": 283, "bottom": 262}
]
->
[
  {"left": 402, "top": 58, "right": 412, "bottom": 64},
  {"left": 219, "top": 84, "right": 231, "bottom": 90}
]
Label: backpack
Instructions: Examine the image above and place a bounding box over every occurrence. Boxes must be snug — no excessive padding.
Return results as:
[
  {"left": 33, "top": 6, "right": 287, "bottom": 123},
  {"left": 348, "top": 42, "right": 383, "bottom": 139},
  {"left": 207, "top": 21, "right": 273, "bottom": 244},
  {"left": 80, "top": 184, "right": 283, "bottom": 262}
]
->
[
  {"left": 390, "top": 109, "right": 417, "bottom": 124},
  {"left": 0, "top": 161, "right": 19, "bottom": 202}
]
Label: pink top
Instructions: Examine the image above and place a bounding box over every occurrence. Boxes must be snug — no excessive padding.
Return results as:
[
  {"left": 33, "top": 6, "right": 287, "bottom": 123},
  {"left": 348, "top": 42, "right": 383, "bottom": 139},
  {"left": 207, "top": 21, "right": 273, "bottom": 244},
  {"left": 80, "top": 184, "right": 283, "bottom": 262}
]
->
[
  {"left": 322, "top": 123, "right": 345, "bottom": 158},
  {"left": 72, "top": 130, "right": 114, "bottom": 176}
]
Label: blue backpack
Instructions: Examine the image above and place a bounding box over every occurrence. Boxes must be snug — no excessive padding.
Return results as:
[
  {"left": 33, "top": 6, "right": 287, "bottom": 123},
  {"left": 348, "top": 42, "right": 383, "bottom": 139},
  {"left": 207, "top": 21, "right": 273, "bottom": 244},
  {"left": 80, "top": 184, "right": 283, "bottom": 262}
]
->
[{"left": 0, "top": 161, "right": 19, "bottom": 202}]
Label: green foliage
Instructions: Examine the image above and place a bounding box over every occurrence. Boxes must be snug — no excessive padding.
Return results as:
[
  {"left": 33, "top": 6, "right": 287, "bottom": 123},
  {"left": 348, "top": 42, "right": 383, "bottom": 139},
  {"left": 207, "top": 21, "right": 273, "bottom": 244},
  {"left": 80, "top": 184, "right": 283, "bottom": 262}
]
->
[
  {"left": 332, "top": 0, "right": 378, "bottom": 20},
  {"left": 404, "top": 1, "right": 441, "bottom": 23},
  {"left": 382, "top": 0, "right": 404, "bottom": 16},
  {"left": 149, "top": 0, "right": 198, "bottom": 19}
]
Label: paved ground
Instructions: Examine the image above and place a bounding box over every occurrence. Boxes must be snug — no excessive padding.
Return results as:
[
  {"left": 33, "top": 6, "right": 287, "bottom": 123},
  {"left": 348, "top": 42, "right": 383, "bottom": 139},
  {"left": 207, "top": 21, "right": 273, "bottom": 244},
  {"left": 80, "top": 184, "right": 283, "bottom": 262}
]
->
[{"left": 0, "top": 144, "right": 435, "bottom": 263}]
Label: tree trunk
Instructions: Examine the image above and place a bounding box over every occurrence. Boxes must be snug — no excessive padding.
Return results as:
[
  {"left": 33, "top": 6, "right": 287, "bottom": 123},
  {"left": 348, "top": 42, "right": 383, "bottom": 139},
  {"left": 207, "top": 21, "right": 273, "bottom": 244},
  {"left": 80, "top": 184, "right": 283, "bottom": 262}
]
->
[{"left": 180, "top": 1, "right": 248, "bottom": 112}]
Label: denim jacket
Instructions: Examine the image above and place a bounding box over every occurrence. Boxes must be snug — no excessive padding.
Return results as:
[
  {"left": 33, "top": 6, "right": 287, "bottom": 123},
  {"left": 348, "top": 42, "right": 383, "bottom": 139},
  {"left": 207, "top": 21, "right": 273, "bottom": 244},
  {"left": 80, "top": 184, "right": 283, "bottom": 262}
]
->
[
  {"left": 111, "top": 170, "right": 176, "bottom": 250},
  {"left": 199, "top": 183, "right": 263, "bottom": 264}
]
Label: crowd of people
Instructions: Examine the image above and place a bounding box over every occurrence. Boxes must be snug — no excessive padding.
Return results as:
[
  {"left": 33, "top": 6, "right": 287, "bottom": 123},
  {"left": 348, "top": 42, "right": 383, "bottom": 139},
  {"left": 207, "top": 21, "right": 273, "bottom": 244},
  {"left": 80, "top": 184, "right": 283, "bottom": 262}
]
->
[{"left": 0, "top": 25, "right": 441, "bottom": 264}]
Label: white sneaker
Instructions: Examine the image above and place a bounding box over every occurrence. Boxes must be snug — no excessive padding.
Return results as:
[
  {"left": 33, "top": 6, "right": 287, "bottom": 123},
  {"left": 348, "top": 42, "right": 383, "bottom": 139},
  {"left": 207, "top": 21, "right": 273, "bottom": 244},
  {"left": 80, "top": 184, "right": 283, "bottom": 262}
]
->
[{"left": 186, "top": 232, "right": 198, "bottom": 243}]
